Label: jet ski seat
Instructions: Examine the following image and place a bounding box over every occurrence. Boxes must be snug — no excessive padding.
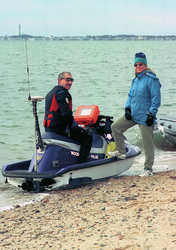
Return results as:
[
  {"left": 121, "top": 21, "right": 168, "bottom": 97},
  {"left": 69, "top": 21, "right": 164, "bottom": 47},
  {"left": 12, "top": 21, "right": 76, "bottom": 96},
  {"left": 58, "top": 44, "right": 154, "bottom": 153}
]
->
[{"left": 41, "top": 132, "right": 107, "bottom": 153}]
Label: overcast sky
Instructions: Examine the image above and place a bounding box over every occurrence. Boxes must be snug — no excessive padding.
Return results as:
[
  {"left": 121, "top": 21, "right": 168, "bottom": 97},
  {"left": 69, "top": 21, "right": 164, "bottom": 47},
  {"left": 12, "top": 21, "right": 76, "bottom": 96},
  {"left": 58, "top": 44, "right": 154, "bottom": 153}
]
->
[{"left": 1, "top": 0, "right": 176, "bottom": 37}]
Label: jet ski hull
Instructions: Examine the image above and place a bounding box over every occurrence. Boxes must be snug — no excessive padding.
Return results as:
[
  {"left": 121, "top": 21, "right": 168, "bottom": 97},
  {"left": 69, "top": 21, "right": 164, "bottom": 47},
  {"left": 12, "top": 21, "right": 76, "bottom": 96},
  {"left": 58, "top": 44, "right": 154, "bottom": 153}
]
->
[
  {"left": 2, "top": 132, "right": 140, "bottom": 192},
  {"left": 3, "top": 152, "right": 139, "bottom": 192}
]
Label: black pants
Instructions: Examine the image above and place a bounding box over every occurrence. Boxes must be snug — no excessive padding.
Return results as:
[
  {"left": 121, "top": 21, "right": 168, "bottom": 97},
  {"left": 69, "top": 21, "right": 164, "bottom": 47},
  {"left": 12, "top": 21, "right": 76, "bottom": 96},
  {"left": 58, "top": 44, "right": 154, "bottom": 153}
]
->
[
  {"left": 70, "top": 127, "right": 93, "bottom": 163},
  {"left": 45, "top": 126, "right": 93, "bottom": 163}
]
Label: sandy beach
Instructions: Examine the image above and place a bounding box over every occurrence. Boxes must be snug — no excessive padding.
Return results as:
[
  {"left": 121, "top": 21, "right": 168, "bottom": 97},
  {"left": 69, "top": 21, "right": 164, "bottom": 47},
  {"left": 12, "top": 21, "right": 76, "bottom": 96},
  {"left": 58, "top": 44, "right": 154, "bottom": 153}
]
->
[{"left": 0, "top": 170, "right": 176, "bottom": 250}]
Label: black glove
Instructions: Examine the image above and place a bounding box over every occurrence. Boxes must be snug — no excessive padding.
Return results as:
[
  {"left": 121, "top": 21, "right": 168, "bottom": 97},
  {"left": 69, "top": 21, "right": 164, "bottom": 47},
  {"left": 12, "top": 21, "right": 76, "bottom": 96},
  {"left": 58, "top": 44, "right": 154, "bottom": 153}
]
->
[
  {"left": 145, "top": 113, "right": 155, "bottom": 126},
  {"left": 125, "top": 108, "right": 132, "bottom": 120},
  {"left": 70, "top": 118, "right": 78, "bottom": 130}
]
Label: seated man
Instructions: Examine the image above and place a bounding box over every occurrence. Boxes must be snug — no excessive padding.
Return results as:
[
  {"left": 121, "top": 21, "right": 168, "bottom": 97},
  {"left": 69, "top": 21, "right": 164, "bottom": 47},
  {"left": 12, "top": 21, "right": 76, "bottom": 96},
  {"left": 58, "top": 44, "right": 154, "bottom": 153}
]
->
[{"left": 43, "top": 71, "right": 93, "bottom": 163}]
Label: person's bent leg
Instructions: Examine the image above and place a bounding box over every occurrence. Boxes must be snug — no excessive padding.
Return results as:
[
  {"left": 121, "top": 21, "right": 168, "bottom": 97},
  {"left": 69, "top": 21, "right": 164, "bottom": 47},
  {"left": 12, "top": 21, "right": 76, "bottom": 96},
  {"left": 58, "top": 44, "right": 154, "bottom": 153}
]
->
[
  {"left": 70, "top": 127, "right": 93, "bottom": 163},
  {"left": 111, "top": 115, "right": 136, "bottom": 154}
]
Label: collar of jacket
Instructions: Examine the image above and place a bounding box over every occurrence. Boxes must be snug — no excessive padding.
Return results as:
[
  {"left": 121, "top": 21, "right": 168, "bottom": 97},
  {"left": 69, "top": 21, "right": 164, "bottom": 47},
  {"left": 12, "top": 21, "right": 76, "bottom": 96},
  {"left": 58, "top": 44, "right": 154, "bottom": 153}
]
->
[{"left": 136, "top": 71, "right": 145, "bottom": 79}]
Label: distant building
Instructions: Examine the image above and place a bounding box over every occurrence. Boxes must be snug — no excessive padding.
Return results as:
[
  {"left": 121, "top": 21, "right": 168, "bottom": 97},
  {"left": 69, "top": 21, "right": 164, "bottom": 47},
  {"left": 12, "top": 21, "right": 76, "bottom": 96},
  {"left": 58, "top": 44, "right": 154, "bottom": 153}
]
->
[{"left": 19, "top": 24, "right": 21, "bottom": 36}]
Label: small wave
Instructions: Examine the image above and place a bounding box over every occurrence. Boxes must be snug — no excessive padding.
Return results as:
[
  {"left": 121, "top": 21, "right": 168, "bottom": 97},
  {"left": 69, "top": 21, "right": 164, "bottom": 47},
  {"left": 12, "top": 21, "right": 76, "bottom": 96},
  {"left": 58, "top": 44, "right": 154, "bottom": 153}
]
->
[{"left": 0, "top": 186, "right": 49, "bottom": 212}]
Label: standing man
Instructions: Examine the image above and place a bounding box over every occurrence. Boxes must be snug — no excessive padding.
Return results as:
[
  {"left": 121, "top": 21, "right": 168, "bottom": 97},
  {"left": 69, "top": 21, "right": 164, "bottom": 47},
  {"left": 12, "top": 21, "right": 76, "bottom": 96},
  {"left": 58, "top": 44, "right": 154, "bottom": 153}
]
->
[{"left": 43, "top": 71, "right": 92, "bottom": 163}]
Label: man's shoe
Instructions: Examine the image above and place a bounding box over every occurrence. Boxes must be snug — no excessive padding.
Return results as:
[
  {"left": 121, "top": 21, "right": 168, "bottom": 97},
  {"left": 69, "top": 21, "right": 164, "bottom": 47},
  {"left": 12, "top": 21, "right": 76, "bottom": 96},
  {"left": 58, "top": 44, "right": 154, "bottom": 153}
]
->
[
  {"left": 108, "top": 150, "right": 126, "bottom": 159},
  {"left": 139, "top": 169, "right": 153, "bottom": 177}
]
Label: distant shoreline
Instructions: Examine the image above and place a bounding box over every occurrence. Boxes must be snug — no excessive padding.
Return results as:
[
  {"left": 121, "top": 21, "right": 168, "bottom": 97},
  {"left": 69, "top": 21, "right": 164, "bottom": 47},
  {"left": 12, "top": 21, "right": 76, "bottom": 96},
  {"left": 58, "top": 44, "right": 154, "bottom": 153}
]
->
[{"left": 1, "top": 34, "right": 176, "bottom": 41}]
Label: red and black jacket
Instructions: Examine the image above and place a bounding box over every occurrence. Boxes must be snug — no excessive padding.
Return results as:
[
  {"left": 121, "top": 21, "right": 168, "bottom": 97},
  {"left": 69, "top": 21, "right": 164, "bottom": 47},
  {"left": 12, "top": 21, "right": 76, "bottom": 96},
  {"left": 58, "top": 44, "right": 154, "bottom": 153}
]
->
[{"left": 43, "top": 85, "right": 73, "bottom": 134}]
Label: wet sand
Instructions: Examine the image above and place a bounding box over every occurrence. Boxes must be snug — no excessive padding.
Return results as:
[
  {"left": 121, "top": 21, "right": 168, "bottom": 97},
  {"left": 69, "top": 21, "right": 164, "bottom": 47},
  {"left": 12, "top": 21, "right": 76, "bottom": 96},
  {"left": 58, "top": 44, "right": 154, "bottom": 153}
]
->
[{"left": 0, "top": 170, "right": 176, "bottom": 250}]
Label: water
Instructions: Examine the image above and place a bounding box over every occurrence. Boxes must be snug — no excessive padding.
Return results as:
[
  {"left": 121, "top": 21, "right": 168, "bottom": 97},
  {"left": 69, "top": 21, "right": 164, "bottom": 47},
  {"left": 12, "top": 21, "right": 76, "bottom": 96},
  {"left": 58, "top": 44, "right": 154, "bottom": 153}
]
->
[{"left": 0, "top": 40, "right": 176, "bottom": 211}]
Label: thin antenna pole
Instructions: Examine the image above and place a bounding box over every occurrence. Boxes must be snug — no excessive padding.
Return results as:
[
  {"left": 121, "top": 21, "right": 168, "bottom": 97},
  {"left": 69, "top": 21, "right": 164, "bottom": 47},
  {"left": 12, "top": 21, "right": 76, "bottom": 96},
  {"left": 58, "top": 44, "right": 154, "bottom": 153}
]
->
[{"left": 25, "top": 36, "right": 31, "bottom": 100}]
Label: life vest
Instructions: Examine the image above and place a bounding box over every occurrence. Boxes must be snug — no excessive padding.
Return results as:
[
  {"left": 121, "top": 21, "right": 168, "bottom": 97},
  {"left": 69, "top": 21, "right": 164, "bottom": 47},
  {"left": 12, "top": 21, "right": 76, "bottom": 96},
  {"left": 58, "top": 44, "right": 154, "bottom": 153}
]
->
[{"left": 43, "top": 85, "right": 72, "bottom": 128}]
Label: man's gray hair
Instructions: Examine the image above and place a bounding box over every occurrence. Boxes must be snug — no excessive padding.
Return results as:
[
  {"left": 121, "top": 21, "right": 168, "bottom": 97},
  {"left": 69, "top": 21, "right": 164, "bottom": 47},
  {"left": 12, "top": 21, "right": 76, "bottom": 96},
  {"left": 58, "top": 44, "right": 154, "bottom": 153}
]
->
[{"left": 58, "top": 71, "right": 72, "bottom": 79}]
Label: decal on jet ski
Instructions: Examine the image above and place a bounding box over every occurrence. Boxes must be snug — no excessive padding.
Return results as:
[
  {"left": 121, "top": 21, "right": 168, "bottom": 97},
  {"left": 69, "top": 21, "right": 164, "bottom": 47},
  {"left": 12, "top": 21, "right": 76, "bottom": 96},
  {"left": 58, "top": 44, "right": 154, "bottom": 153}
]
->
[{"left": 71, "top": 151, "right": 80, "bottom": 156}]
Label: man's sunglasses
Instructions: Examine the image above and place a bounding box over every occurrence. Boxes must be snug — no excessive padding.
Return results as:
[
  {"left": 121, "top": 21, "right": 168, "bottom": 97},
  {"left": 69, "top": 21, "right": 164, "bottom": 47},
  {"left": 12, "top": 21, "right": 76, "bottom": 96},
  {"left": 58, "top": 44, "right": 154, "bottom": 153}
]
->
[
  {"left": 61, "top": 77, "right": 74, "bottom": 82},
  {"left": 134, "top": 63, "right": 144, "bottom": 67}
]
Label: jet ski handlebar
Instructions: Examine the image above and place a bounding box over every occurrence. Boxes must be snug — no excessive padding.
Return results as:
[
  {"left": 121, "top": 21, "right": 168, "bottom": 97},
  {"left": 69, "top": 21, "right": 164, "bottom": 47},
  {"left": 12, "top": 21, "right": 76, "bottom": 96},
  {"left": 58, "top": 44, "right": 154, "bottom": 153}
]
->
[{"left": 87, "top": 115, "right": 114, "bottom": 135}]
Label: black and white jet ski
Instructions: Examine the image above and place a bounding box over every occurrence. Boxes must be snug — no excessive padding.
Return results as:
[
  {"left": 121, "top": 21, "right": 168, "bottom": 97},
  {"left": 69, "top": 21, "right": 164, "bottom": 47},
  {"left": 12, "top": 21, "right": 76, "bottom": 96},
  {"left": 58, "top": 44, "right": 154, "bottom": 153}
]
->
[{"left": 2, "top": 97, "right": 141, "bottom": 192}]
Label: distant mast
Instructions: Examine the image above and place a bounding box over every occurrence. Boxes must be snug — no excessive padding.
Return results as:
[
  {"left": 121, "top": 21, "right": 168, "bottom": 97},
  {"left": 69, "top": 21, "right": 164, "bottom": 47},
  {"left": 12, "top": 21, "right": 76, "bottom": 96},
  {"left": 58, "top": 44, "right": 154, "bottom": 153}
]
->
[{"left": 19, "top": 24, "right": 21, "bottom": 36}]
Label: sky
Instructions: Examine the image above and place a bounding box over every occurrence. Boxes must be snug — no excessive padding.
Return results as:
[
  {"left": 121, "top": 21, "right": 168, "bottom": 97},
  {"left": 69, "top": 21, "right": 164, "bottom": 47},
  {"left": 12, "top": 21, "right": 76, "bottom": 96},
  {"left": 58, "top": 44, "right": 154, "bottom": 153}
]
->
[{"left": 1, "top": 0, "right": 176, "bottom": 37}]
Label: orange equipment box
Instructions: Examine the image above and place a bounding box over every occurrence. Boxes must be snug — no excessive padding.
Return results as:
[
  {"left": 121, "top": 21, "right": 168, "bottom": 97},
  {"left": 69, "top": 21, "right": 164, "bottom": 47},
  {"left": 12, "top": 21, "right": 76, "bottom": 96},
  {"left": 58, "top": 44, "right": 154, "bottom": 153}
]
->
[{"left": 74, "top": 105, "right": 100, "bottom": 125}]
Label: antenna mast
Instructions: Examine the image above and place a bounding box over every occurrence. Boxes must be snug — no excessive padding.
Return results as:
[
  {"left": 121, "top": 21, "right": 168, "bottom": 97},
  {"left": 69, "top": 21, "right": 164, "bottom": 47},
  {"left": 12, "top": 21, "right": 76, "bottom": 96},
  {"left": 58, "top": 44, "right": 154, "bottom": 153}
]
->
[
  {"left": 24, "top": 34, "right": 45, "bottom": 171},
  {"left": 25, "top": 36, "right": 31, "bottom": 100}
]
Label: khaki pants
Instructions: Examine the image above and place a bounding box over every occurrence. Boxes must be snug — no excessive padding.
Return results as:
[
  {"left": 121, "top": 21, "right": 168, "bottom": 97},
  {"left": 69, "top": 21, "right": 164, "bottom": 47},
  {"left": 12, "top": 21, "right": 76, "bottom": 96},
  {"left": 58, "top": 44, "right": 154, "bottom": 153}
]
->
[{"left": 111, "top": 115, "right": 154, "bottom": 171}]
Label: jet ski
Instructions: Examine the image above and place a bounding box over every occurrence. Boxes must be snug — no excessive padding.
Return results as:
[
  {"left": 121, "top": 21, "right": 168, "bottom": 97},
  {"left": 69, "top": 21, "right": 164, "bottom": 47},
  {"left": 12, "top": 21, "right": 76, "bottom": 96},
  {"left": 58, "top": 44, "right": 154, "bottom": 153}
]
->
[
  {"left": 154, "top": 116, "right": 176, "bottom": 149},
  {"left": 2, "top": 97, "right": 141, "bottom": 192}
]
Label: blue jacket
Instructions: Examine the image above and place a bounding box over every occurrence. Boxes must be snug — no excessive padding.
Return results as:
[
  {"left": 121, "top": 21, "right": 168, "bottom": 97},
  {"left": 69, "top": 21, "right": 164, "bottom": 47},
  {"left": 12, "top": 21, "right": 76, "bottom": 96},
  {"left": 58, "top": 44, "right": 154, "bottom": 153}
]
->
[{"left": 125, "top": 70, "right": 161, "bottom": 126}]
